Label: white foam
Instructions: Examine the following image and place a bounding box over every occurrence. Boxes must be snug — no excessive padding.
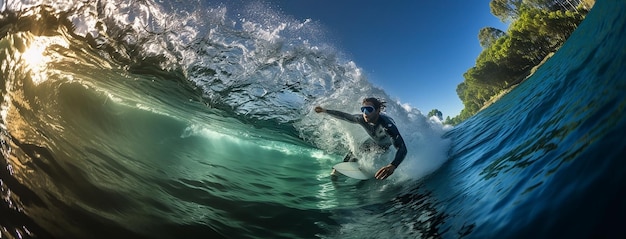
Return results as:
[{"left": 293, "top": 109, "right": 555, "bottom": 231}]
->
[{"left": 299, "top": 93, "right": 452, "bottom": 182}]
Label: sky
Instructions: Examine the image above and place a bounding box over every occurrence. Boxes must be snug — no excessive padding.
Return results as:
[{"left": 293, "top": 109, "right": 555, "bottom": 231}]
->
[{"left": 265, "top": 0, "right": 509, "bottom": 118}]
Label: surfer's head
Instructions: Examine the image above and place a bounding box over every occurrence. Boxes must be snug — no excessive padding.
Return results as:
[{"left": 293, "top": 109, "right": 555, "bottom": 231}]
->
[
  {"left": 362, "top": 97, "right": 386, "bottom": 111},
  {"left": 361, "top": 97, "right": 385, "bottom": 123}
]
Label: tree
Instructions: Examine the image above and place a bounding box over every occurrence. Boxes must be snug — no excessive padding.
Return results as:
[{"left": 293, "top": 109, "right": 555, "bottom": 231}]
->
[
  {"left": 479, "top": 27, "right": 507, "bottom": 49},
  {"left": 447, "top": 0, "right": 592, "bottom": 125},
  {"left": 428, "top": 109, "right": 443, "bottom": 121},
  {"left": 490, "top": 0, "right": 524, "bottom": 22}
]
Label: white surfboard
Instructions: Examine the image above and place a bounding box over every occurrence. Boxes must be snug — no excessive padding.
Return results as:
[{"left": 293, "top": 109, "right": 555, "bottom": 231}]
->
[{"left": 333, "top": 162, "right": 372, "bottom": 180}]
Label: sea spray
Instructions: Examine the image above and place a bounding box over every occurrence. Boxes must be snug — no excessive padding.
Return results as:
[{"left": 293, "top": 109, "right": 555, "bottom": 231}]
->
[
  {"left": 0, "top": 1, "right": 464, "bottom": 238},
  {"left": 297, "top": 93, "right": 452, "bottom": 182}
]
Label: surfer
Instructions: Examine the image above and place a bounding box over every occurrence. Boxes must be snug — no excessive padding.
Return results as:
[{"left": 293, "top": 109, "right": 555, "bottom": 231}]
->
[{"left": 314, "top": 97, "right": 407, "bottom": 180}]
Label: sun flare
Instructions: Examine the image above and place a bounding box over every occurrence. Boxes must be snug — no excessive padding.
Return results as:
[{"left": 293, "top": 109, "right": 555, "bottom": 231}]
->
[
  {"left": 19, "top": 35, "right": 69, "bottom": 85},
  {"left": 21, "top": 41, "right": 47, "bottom": 67}
]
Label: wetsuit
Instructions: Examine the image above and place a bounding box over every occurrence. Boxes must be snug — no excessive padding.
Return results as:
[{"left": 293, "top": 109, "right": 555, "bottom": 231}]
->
[{"left": 325, "top": 110, "right": 408, "bottom": 167}]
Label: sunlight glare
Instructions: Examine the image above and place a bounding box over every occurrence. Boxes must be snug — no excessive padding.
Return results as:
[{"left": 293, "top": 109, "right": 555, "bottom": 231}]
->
[
  {"left": 21, "top": 41, "right": 46, "bottom": 67},
  {"left": 19, "top": 36, "right": 69, "bottom": 85}
]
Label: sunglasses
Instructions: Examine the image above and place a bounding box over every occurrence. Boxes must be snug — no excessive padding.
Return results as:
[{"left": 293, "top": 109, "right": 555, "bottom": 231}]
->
[{"left": 360, "top": 106, "right": 376, "bottom": 114}]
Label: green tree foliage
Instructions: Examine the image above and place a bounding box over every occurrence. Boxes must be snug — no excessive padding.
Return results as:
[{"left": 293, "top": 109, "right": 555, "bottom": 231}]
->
[
  {"left": 427, "top": 109, "right": 443, "bottom": 121},
  {"left": 445, "top": 0, "right": 591, "bottom": 126},
  {"left": 490, "top": 0, "right": 523, "bottom": 22},
  {"left": 478, "top": 27, "right": 507, "bottom": 48}
]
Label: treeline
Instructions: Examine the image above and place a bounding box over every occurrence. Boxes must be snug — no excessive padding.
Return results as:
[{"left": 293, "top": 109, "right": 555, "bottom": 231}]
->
[{"left": 442, "top": 0, "right": 595, "bottom": 125}]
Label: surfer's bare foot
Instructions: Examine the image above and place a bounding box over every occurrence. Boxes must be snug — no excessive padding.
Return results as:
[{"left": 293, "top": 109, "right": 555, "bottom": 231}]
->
[{"left": 330, "top": 169, "right": 339, "bottom": 180}]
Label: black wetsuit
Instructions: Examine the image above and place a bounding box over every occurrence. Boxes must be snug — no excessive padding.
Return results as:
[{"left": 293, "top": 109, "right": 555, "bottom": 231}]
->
[{"left": 325, "top": 110, "right": 408, "bottom": 167}]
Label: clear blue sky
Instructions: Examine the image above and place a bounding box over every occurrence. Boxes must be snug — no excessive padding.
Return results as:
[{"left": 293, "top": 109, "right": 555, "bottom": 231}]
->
[{"left": 265, "top": 0, "right": 509, "bottom": 118}]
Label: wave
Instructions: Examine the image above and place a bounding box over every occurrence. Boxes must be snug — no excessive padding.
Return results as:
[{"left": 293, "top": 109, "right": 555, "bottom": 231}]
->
[
  {"left": 1, "top": 0, "right": 451, "bottom": 170},
  {"left": 30, "top": 1, "right": 626, "bottom": 238},
  {"left": 0, "top": 1, "right": 469, "bottom": 238},
  {"left": 2, "top": 0, "right": 625, "bottom": 238}
]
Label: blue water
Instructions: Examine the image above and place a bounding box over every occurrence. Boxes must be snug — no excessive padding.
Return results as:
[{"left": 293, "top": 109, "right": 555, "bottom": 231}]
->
[{"left": 1, "top": 0, "right": 624, "bottom": 238}]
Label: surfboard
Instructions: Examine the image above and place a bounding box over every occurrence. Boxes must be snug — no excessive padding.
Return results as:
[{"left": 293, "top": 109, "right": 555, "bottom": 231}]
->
[{"left": 332, "top": 162, "right": 372, "bottom": 180}]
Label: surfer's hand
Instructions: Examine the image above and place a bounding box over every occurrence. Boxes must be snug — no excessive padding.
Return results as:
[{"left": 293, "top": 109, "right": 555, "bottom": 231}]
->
[
  {"left": 375, "top": 164, "right": 396, "bottom": 180},
  {"left": 314, "top": 106, "right": 325, "bottom": 113}
]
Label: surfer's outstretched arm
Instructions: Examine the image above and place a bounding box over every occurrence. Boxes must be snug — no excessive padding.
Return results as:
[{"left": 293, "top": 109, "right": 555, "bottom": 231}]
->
[{"left": 314, "top": 106, "right": 359, "bottom": 123}]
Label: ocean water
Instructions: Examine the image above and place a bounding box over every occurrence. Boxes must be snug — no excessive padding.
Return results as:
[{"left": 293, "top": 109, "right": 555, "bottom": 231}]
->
[{"left": 0, "top": 0, "right": 624, "bottom": 238}]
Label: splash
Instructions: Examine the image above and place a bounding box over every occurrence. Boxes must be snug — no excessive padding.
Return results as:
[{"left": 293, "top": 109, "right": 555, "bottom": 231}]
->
[{"left": 1, "top": 0, "right": 451, "bottom": 180}]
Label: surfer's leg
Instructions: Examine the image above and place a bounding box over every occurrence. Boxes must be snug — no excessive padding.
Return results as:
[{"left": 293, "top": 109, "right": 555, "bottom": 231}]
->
[
  {"left": 360, "top": 139, "right": 388, "bottom": 157},
  {"left": 360, "top": 139, "right": 380, "bottom": 152},
  {"left": 343, "top": 152, "right": 358, "bottom": 162},
  {"left": 330, "top": 168, "right": 339, "bottom": 180}
]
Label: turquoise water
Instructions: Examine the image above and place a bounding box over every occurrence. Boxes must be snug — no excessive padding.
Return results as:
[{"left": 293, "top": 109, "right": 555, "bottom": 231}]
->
[{"left": 1, "top": 0, "right": 625, "bottom": 238}]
